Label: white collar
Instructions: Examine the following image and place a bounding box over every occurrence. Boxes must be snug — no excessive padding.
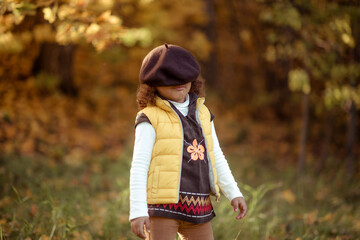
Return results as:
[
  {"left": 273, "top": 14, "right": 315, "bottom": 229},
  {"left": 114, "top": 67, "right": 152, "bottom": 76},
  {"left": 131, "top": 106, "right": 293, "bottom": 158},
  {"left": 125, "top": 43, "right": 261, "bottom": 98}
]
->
[{"left": 168, "top": 94, "right": 189, "bottom": 108}]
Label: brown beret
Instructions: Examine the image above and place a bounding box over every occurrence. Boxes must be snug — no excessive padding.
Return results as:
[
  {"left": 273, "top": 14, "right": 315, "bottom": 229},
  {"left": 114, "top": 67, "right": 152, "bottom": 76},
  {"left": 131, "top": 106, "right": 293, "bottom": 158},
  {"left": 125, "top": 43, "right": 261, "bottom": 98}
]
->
[{"left": 139, "top": 44, "right": 200, "bottom": 87}]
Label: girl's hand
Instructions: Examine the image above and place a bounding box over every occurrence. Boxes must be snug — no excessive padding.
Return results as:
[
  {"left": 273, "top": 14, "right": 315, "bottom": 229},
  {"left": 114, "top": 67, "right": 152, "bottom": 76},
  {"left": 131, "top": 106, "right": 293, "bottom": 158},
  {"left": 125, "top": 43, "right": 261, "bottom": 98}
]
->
[
  {"left": 231, "top": 197, "right": 247, "bottom": 220},
  {"left": 130, "top": 216, "right": 150, "bottom": 239}
]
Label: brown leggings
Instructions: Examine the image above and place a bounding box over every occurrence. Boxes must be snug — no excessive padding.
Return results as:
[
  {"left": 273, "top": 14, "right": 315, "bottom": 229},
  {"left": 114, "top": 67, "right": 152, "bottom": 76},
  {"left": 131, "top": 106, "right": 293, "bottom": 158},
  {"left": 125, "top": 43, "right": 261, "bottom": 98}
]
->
[{"left": 145, "top": 216, "right": 214, "bottom": 240}]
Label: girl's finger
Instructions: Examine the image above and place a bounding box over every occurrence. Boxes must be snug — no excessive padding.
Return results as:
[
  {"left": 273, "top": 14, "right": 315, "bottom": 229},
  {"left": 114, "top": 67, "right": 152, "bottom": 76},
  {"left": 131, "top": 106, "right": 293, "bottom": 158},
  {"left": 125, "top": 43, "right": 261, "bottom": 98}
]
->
[
  {"left": 145, "top": 218, "right": 151, "bottom": 233},
  {"left": 138, "top": 228, "right": 146, "bottom": 239}
]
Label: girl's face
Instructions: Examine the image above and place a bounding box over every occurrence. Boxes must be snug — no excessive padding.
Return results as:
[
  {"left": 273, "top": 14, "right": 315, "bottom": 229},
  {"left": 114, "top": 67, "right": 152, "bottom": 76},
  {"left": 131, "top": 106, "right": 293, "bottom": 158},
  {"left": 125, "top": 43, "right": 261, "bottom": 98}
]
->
[{"left": 156, "top": 82, "right": 191, "bottom": 103}]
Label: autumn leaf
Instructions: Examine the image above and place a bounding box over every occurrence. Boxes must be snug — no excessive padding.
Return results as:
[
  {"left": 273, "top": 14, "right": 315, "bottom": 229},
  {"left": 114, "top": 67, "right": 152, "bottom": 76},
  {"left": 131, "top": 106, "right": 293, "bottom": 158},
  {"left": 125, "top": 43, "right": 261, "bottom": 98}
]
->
[
  {"left": 97, "top": 11, "right": 112, "bottom": 22},
  {"left": 288, "top": 68, "right": 311, "bottom": 94},
  {"left": 281, "top": 189, "right": 296, "bottom": 204},
  {"left": 43, "top": 7, "right": 56, "bottom": 24}
]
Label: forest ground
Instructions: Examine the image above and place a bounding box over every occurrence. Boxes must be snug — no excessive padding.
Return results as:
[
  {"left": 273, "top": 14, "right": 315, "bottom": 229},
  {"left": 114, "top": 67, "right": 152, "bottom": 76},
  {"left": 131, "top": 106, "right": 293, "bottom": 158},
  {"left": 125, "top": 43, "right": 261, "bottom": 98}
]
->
[{"left": 1, "top": 141, "right": 359, "bottom": 240}]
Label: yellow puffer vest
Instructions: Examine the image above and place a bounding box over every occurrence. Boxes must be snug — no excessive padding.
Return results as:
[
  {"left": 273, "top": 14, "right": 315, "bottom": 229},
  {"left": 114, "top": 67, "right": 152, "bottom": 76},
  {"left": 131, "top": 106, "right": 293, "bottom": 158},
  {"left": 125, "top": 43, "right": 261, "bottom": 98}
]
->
[{"left": 137, "top": 96, "right": 220, "bottom": 204}]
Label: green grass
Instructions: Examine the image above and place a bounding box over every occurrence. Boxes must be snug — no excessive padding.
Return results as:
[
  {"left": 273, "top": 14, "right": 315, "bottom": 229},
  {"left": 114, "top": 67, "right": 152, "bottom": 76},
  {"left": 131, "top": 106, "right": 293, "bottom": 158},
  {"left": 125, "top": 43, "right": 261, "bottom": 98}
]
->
[
  {"left": 0, "top": 150, "right": 359, "bottom": 239},
  {"left": 0, "top": 152, "right": 135, "bottom": 240}
]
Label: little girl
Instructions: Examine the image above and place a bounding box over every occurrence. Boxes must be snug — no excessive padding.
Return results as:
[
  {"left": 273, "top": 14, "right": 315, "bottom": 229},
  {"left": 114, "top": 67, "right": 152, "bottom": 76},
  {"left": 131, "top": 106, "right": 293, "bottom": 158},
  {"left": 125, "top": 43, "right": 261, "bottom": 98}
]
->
[{"left": 129, "top": 44, "right": 247, "bottom": 240}]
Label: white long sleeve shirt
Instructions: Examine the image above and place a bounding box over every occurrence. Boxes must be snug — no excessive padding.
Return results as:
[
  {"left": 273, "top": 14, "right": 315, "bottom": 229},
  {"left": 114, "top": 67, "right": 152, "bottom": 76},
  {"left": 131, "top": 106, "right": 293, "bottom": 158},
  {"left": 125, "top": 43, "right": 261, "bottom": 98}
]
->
[{"left": 129, "top": 95, "right": 243, "bottom": 220}]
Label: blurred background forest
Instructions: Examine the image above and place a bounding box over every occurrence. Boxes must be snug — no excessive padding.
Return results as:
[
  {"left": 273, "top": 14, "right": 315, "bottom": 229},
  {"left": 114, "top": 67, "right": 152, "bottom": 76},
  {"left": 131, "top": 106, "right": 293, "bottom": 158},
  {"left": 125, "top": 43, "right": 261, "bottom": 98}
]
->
[{"left": 1, "top": 0, "right": 360, "bottom": 239}]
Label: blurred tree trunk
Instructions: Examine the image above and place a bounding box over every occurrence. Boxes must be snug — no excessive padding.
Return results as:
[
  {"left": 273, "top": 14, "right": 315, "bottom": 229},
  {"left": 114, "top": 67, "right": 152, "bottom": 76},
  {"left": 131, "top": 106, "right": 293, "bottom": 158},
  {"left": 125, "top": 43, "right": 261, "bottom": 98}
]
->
[
  {"left": 345, "top": 14, "right": 359, "bottom": 180},
  {"left": 318, "top": 111, "right": 334, "bottom": 172},
  {"left": 346, "top": 100, "right": 356, "bottom": 179},
  {"left": 12, "top": 9, "right": 77, "bottom": 95},
  {"left": 298, "top": 92, "right": 309, "bottom": 175},
  {"left": 203, "top": 0, "right": 218, "bottom": 87},
  {"left": 33, "top": 42, "right": 77, "bottom": 96}
]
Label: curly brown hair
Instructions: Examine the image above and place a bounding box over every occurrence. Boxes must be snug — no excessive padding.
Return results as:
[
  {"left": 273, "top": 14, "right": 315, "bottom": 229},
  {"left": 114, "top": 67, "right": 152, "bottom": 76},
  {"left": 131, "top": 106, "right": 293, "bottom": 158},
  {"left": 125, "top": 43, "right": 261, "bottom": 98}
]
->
[{"left": 136, "top": 77, "right": 205, "bottom": 110}]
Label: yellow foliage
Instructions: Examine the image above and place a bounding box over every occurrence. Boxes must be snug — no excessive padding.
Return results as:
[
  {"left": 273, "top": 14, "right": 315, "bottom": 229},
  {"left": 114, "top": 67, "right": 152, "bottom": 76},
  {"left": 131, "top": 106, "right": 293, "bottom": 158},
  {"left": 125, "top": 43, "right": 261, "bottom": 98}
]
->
[
  {"left": 43, "top": 7, "right": 56, "bottom": 24},
  {"left": 189, "top": 31, "right": 212, "bottom": 60},
  {"left": 0, "top": 32, "right": 23, "bottom": 53},
  {"left": 288, "top": 68, "right": 311, "bottom": 94},
  {"left": 0, "top": 59, "right": 138, "bottom": 159},
  {"left": 58, "top": 5, "right": 77, "bottom": 20},
  {"left": 281, "top": 189, "right": 296, "bottom": 204},
  {"left": 0, "top": 15, "right": 16, "bottom": 31}
]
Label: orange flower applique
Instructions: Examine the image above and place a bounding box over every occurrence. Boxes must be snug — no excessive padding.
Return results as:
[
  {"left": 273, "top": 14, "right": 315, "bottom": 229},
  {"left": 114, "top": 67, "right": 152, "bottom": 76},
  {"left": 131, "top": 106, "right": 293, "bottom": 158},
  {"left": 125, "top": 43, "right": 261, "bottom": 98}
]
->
[{"left": 186, "top": 139, "right": 205, "bottom": 163}]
